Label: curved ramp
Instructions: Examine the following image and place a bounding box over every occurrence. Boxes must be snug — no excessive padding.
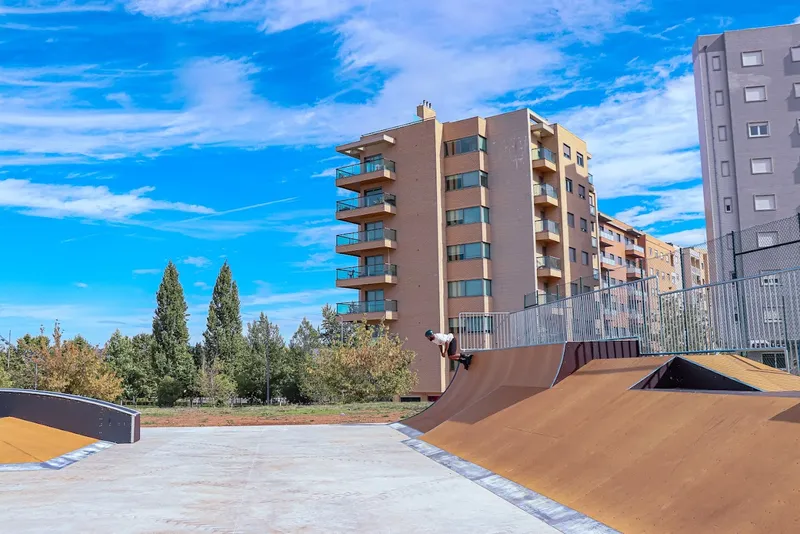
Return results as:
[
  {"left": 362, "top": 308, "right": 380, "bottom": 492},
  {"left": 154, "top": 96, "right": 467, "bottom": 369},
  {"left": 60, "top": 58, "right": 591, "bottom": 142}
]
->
[
  {"left": 0, "top": 417, "right": 97, "bottom": 464},
  {"left": 0, "top": 389, "right": 140, "bottom": 444},
  {"left": 401, "top": 344, "right": 566, "bottom": 433}
]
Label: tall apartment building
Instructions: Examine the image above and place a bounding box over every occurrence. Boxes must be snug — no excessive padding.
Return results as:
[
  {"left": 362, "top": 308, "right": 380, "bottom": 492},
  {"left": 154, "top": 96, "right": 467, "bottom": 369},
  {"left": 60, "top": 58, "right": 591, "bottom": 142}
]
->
[
  {"left": 598, "top": 213, "right": 681, "bottom": 292},
  {"left": 333, "top": 103, "right": 599, "bottom": 401},
  {"left": 693, "top": 24, "right": 800, "bottom": 279}
]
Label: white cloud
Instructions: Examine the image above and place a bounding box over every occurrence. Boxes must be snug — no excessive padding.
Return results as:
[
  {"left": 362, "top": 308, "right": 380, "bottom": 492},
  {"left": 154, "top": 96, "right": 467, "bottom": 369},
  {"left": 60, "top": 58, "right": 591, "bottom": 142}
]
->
[
  {"left": 0, "top": 178, "right": 213, "bottom": 220},
  {"left": 0, "top": 22, "right": 76, "bottom": 31},
  {"left": 793, "top": 15, "right": 800, "bottom": 24},
  {"left": 132, "top": 268, "right": 162, "bottom": 275},
  {"left": 106, "top": 92, "right": 132, "bottom": 107},
  {"left": 182, "top": 255, "right": 211, "bottom": 267},
  {"left": 655, "top": 227, "right": 708, "bottom": 247},
  {"left": 0, "top": 3, "right": 113, "bottom": 14},
  {"left": 311, "top": 167, "right": 336, "bottom": 178},
  {"left": 613, "top": 184, "right": 705, "bottom": 230},
  {"left": 74, "top": 282, "right": 88, "bottom": 288},
  {"left": 194, "top": 281, "right": 210, "bottom": 290}
]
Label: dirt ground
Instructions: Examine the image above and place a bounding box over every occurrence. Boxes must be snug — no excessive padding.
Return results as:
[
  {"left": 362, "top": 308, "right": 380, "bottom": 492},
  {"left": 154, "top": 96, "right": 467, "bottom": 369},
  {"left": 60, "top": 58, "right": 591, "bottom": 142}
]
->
[{"left": 136, "top": 402, "right": 430, "bottom": 427}]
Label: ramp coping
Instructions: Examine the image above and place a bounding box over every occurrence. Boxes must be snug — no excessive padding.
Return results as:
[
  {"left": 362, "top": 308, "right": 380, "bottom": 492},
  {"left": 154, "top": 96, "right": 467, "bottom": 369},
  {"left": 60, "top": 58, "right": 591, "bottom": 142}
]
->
[
  {"left": 0, "top": 440, "right": 114, "bottom": 472},
  {"left": 395, "top": 428, "right": 619, "bottom": 534}
]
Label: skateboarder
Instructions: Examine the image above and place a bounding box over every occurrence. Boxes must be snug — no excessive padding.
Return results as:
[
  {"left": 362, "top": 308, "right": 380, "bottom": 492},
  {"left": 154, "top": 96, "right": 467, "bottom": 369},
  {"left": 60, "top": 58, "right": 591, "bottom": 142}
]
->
[{"left": 424, "top": 330, "right": 472, "bottom": 370}]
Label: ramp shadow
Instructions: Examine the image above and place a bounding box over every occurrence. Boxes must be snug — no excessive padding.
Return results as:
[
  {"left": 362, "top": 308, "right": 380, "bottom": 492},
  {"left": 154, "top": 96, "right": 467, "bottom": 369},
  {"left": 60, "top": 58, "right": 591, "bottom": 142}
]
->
[
  {"left": 448, "top": 386, "right": 546, "bottom": 426},
  {"left": 770, "top": 402, "right": 800, "bottom": 424}
]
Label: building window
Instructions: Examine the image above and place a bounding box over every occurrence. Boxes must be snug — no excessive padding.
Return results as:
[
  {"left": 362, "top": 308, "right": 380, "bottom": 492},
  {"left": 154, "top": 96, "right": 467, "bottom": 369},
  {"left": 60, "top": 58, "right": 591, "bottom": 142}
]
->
[
  {"left": 570, "top": 282, "right": 578, "bottom": 294},
  {"left": 580, "top": 218, "right": 588, "bottom": 232},
  {"left": 750, "top": 157, "right": 773, "bottom": 174},
  {"left": 753, "top": 194, "right": 776, "bottom": 211},
  {"left": 763, "top": 307, "right": 782, "bottom": 324},
  {"left": 448, "top": 279, "right": 492, "bottom": 298},
  {"left": 578, "top": 184, "right": 586, "bottom": 199},
  {"left": 792, "top": 46, "right": 800, "bottom": 62},
  {"left": 444, "top": 135, "right": 487, "bottom": 156},
  {"left": 582, "top": 251, "right": 589, "bottom": 265},
  {"left": 445, "top": 170, "right": 488, "bottom": 190},
  {"left": 711, "top": 55, "right": 721, "bottom": 70},
  {"left": 794, "top": 82, "right": 800, "bottom": 98},
  {"left": 447, "top": 242, "right": 491, "bottom": 261},
  {"left": 615, "top": 232, "right": 622, "bottom": 242},
  {"left": 744, "top": 86, "right": 767, "bottom": 102},
  {"left": 446, "top": 206, "right": 489, "bottom": 225},
  {"left": 714, "top": 90, "right": 724, "bottom": 105},
  {"left": 741, "top": 50, "right": 763, "bottom": 67},
  {"left": 747, "top": 122, "right": 769, "bottom": 138},
  {"left": 757, "top": 231, "right": 778, "bottom": 248},
  {"left": 718, "top": 125, "right": 727, "bottom": 141},
  {"left": 591, "top": 221, "right": 596, "bottom": 233},
  {"left": 576, "top": 152, "right": 584, "bottom": 166},
  {"left": 567, "top": 212, "right": 575, "bottom": 228},
  {"left": 724, "top": 197, "right": 732, "bottom": 213},
  {"left": 563, "top": 144, "right": 571, "bottom": 159},
  {"left": 569, "top": 247, "right": 576, "bottom": 263},
  {"left": 566, "top": 178, "right": 573, "bottom": 193},
  {"left": 721, "top": 161, "right": 731, "bottom": 176}
]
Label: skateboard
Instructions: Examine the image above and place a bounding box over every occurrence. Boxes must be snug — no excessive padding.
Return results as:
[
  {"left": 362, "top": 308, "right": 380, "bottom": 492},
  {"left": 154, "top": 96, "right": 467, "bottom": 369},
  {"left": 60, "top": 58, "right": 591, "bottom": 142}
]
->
[{"left": 459, "top": 353, "right": 473, "bottom": 370}]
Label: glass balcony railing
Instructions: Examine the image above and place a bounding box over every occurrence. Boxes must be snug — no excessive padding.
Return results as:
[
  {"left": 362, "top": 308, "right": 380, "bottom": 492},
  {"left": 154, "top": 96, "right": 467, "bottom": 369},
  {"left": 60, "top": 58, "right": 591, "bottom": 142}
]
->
[
  {"left": 533, "top": 183, "right": 558, "bottom": 199},
  {"left": 523, "top": 291, "right": 560, "bottom": 308},
  {"left": 536, "top": 255, "right": 562, "bottom": 270},
  {"left": 335, "top": 158, "right": 396, "bottom": 179},
  {"left": 336, "top": 193, "right": 396, "bottom": 212},
  {"left": 626, "top": 243, "right": 645, "bottom": 254},
  {"left": 336, "top": 228, "right": 397, "bottom": 247},
  {"left": 532, "top": 147, "right": 557, "bottom": 164},
  {"left": 336, "top": 264, "right": 397, "bottom": 280},
  {"left": 336, "top": 300, "right": 398, "bottom": 315},
  {"left": 601, "top": 255, "right": 616, "bottom": 267},
  {"left": 535, "top": 219, "right": 560, "bottom": 234},
  {"left": 600, "top": 229, "right": 615, "bottom": 240}
]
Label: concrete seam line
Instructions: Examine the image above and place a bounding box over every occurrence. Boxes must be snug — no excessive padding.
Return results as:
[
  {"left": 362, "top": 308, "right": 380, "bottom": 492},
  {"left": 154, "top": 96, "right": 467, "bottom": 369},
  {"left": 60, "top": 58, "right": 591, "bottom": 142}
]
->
[
  {"left": 400, "top": 437, "right": 620, "bottom": 534},
  {"left": 388, "top": 422, "right": 423, "bottom": 439}
]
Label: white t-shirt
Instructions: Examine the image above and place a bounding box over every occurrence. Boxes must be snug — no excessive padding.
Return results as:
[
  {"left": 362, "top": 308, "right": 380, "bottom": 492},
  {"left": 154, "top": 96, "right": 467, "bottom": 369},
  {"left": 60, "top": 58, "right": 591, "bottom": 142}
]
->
[{"left": 430, "top": 333, "right": 453, "bottom": 346}]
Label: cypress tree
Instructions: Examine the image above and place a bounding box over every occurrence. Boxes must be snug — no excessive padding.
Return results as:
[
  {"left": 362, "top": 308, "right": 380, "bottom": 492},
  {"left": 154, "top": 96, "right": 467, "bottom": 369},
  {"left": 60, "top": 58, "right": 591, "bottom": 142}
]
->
[
  {"left": 151, "top": 261, "right": 194, "bottom": 393},
  {"left": 203, "top": 261, "right": 244, "bottom": 367}
]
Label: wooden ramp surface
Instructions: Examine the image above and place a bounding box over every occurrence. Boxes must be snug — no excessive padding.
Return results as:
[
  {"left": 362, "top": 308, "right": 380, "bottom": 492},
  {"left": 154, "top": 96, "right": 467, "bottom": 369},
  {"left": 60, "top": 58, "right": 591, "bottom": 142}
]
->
[
  {"left": 0, "top": 417, "right": 96, "bottom": 464},
  {"left": 422, "top": 357, "right": 800, "bottom": 534},
  {"left": 685, "top": 354, "right": 800, "bottom": 391},
  {"left": 402, "top": 344, "right": 564, "bottom": 433}
]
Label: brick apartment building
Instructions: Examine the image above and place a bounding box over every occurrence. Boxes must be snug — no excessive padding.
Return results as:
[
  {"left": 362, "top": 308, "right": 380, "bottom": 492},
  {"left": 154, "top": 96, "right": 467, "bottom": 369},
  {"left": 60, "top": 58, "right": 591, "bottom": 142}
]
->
[{"left": 332, "top": 103, "right": 599, "bottom": 401}]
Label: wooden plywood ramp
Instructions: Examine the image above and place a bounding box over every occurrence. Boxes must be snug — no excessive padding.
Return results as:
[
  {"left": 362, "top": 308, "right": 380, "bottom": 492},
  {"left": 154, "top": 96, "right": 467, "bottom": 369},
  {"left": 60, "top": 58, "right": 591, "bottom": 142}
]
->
[{"left": 406, "top": 353, "right": 800, "bottom": 533}]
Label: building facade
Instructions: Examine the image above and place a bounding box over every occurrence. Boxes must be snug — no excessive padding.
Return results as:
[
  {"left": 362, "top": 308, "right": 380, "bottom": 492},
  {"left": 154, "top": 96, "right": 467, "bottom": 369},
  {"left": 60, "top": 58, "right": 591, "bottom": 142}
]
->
[
  {"left": 693, "top": 24, "right": 800, "bottom": 280},
  {"left": 333, "top": 103, "right": 598, "bottom": 401}
]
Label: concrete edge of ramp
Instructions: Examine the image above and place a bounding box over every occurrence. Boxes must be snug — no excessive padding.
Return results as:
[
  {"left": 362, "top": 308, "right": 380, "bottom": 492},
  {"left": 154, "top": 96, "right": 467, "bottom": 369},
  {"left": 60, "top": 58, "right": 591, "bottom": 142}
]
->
[
  {"left": 392, "top": 425, "right": 619, "bottom": 534},
  {"left": 0, "top": 441, "right": 114, "bottom": 472}
]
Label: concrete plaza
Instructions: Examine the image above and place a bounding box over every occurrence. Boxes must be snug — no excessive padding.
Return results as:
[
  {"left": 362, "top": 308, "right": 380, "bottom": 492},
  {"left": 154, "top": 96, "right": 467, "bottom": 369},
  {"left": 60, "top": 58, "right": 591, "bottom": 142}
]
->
[{"left": 0, "top": 424, "right": 558, "bottom": 533}]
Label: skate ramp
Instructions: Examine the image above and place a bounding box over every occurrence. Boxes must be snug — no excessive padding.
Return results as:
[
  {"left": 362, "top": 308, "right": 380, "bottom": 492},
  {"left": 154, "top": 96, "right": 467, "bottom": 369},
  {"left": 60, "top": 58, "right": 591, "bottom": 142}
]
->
[
  {"left": 422, "top": 357, "right": 800, "bottom": 533},
  {"left": 401, "top": 344, "right": 565, "bottom": 433},
  {"left": 0, "top": 417, "right": 97, "bottom": 464},
  {"left": 684, "top": 354, "right": 800, "bottom": 391}
]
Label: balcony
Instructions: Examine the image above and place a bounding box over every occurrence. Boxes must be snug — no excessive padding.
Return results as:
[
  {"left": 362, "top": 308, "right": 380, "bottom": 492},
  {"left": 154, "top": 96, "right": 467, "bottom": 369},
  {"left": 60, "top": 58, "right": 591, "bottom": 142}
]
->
[
  {"left": 336, "top": 193, "right": 397, "bottom": 223},
  {"left": 335, "top": 228, "right": 397, "bottom": 256},
  {"left": 692, "top": 266, "right": 702, "bottom": 276},
  {"left": 336, "top": 264, "right": 398, "bottom": 289},
  {"left": 536, "top": 255, "right": 562, "bottom": 280},
  {"left": 533, "top": 183, "right": 558, "bottom": 208},
  {"left": 627, "top": 266, "right": 644, "bottom": 279},
  {"left": 531, "top": 147, "right": 557, "bottom": 173},
  {"left": 625, "top": 243, "right": 645, "bottom": 258},
  {"left": 336, "top": 300, "right": 398, "bottom": 322},
  {"left": 523, "top": 290, "right": 560, "bottom": 308},
  {"left": 336, "top": 133, "right": 396, "bottom": 156},
  {"left": 601, "top": 255, "right": 616, "bottom": 269},
  {"left": 530, "top": 120, "right": 555, "bottom": 138},
  {"left": 535, "top": 219, "right": 560, "bottom": 243},
  {"left": 599, "top": 229, "right": 615, "bottom": 247},
  {"left": 335, "top": 158, "right": 396, "bottom": 192}
]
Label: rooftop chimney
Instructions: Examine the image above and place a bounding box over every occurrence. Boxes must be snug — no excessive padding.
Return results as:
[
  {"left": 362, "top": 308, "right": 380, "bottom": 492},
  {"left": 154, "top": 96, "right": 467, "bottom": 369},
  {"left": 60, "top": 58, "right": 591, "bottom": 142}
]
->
[{"left": 416, "top": 100, "right": 436, "bottom": 120}]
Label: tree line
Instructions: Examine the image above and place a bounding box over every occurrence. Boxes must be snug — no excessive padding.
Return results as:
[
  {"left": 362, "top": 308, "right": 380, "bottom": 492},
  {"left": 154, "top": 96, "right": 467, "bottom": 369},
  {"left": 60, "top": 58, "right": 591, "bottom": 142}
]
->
[{"left": 0, "top": 261, "right": 418, "bottom": 406}]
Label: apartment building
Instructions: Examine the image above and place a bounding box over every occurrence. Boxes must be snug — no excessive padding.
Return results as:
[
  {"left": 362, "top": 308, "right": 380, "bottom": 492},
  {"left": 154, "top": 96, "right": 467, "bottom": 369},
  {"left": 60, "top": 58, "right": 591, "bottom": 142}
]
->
[
  {"left": 693, "top": 24, "right": 800, "bottom": 280},
  {"left": 681, "top": 247, "right": 710, "bottom": 287},
  {"left": 598, "top": 213, "right": 680, "bottom": 292},
  {"left": 333, "top": 102, "right": 598, "bottom": 401}
]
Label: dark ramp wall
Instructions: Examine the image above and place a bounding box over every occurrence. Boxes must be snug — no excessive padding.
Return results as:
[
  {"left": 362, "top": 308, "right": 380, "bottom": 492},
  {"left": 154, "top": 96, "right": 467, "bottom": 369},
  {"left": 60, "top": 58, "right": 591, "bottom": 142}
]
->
[{"left": 0, "top": 389, "right": 140, "bottom": 444}]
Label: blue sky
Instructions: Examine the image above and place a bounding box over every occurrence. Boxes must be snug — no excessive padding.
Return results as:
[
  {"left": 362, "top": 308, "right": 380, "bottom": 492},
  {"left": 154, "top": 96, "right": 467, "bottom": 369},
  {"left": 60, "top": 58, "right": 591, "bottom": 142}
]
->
[{"left": 0, "top": 0, "right": 798, "bottom": 345}]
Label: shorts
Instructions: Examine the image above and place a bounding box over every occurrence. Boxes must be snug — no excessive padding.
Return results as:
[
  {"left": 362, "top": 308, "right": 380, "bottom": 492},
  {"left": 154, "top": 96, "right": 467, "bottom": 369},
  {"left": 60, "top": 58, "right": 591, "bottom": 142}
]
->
[{"left": 448, "top": 336, "right": 458, "bottom": 357}]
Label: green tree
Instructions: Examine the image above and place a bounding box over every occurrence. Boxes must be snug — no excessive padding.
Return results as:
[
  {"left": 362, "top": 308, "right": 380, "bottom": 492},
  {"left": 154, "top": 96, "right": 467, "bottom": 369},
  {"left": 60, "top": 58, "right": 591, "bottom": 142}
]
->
[
  {"left": 319, "top": 304, "right": 354, "bottom": 346},
  {"left": 8, "top": 331, "right": 49, "bottom": 389},
  {"left": 236, "top": 312, "right": 287, "bottom": 403},
  {"left": 151, "top": 261, "right": 194, "bottom": 404},
  {"left": 303, "top": 320, "right": 417, "bottom": 403},
  {"left": 105, "top": 330, "right": 155, "bottom": 404},
  {"left": 0, "top": 362, "right": 12, "bottom": 388},
  {"left": 203, "top": 261, "right": 245, "bottom": 367},
  {"left": 199, "top": 358, "right": 236, "bottom": 407}
]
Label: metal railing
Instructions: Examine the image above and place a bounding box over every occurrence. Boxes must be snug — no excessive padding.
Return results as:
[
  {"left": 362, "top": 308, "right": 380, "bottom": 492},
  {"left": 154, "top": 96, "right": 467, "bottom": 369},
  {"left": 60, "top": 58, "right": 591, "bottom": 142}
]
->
[
  {"left": 627, "top": 266, "right": 644, "bottom": 277},
  {"left": 532, "top": 147, "right": 556, "bottom": 164},
  {"left": 336, "top": 228, "right": 396, "bottom": 246},
  {"left": 537, "top": 255, "right": 561, "bottom": 270},
  {"left": 523, "top": 291, "right": 560, "bottom": 308},
  {"left": 336, "top": 158, "right": 396, "bottom": 179},
  {"left": 336, "top": 264, "right": 397, "bottom": 280},
  {"left": 533, "top": 183, "right": 558, "bottom": 199},
  {"left": 336, "top": 193, "right": 396, "bottom": 212},
  {"left": 535, "top": 219, "right": 560, "bottom": 234},
  {"left": 336, "top": 299, "right": 398, "bottom": 315}
]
